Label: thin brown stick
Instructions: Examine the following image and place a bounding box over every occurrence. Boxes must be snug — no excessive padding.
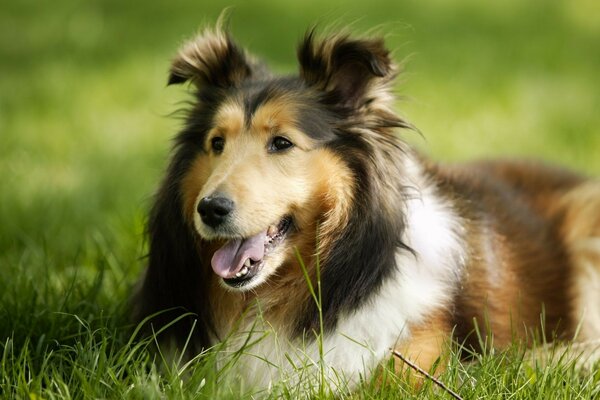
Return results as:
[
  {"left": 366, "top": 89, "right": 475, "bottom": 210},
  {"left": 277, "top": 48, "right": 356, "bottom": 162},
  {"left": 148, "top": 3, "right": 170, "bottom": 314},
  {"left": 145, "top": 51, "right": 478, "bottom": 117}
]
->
[{"left": 391, "top": 349, "right": 463, "bottom": 400}]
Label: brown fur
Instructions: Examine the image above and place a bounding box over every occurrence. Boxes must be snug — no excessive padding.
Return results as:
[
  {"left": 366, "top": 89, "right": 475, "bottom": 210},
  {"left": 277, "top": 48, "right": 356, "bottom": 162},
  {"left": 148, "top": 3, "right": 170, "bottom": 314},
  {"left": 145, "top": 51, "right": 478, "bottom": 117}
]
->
[
  {"left": 432, "top": 161, "right": 598, "bottom": 350},
  {"left": 558, "top": 182, "right": 600, "bottom": 341},
  {"left": 397, "top": 311, "right": 453, "bottom": 377}
]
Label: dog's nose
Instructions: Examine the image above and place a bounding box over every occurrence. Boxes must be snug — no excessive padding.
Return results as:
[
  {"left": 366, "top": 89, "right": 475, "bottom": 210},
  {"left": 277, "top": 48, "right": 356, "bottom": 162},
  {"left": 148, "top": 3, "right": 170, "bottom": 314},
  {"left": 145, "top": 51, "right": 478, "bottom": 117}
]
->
[{"left": 197, "top": 195, "right": 235, "bottom": 228}]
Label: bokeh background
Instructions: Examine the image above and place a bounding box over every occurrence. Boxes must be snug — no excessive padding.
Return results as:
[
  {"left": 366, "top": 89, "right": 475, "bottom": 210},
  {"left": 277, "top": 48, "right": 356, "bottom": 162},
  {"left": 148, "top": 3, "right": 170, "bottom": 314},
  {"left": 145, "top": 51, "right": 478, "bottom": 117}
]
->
[{"left": 1, "top": 0, "right": 599, "bottom": 332}]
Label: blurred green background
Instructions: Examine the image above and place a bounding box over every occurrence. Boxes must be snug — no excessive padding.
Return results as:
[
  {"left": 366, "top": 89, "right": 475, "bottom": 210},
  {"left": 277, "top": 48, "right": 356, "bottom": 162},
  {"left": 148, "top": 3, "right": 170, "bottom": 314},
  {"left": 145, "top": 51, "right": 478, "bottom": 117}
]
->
[{"left": 1, "top": 0, "right": 599, "bottom": 292}]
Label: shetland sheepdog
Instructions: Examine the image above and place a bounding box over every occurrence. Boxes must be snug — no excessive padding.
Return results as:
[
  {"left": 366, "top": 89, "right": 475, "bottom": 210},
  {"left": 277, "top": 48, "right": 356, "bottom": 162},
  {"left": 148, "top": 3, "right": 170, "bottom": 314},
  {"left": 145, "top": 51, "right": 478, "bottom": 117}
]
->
[{"left": 134, "top": 27, "right": 600, "bottom": 391}]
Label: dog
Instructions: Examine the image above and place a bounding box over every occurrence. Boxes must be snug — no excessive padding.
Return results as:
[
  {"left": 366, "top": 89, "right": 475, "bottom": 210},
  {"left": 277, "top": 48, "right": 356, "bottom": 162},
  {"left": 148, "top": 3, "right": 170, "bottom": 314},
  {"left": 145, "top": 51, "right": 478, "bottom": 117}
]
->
[{"left": 134, "top": 27, "right": 600, "bottom": 392}]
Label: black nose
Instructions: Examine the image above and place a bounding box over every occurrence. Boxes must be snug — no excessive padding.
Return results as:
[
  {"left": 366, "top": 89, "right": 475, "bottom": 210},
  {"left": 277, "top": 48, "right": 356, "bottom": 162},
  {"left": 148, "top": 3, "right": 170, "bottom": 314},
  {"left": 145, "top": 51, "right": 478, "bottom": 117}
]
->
[{"left": 197, "top": 195, "right": 235, "bottom": 228}]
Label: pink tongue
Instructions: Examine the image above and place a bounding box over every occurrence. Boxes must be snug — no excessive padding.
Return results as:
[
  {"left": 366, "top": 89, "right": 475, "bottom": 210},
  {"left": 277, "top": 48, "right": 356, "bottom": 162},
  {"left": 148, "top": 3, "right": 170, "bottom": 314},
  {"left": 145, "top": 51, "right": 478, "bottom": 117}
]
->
[{"left": 211, "top": 230, "right": 266, "bottom": 278}]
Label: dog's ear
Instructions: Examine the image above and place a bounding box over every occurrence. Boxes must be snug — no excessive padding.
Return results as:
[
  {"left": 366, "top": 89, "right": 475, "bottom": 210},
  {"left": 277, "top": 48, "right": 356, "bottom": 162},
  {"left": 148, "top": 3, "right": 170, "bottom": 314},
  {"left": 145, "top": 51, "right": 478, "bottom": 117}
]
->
[
  {"left": 168, "top": 30, "right": 252, "bottom": 88},
  {"left": 297, "top": 31, "right": 396, "bottom": 109}
]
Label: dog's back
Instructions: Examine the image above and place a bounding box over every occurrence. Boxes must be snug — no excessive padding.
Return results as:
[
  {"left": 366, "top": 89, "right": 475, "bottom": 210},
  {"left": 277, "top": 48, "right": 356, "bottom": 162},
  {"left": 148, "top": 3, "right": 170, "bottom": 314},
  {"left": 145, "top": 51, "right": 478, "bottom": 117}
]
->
[{"left": 432, "top": 161, "right": 600, "bottom": 348}]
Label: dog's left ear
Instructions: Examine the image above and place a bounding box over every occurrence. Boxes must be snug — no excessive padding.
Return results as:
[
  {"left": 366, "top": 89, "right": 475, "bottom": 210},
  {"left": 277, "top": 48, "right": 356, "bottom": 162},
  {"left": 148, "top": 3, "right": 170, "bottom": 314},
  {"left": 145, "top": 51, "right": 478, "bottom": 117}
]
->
[
  {"left": 297, "top": 31, "right": 395, "bottom": 109},
  {"left": 168, "top": 30, "right": 252, "bottom": 88}
]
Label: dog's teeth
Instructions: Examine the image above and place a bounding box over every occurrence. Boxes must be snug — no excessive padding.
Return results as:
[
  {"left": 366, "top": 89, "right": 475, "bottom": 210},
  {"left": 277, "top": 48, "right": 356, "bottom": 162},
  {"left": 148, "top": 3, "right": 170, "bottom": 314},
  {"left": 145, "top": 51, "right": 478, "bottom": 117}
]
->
[
  {"left": 235, "top": 272, "right": 242, "bottom": 278},
  {"left": 267, "top": 225, "right": 278, "bottom": 237},
  {"left": 244, "top": 258, "right": 252, "bottom": 267},
  {"left": 241, "top": 266, "right": 248, "bottom": 275}
]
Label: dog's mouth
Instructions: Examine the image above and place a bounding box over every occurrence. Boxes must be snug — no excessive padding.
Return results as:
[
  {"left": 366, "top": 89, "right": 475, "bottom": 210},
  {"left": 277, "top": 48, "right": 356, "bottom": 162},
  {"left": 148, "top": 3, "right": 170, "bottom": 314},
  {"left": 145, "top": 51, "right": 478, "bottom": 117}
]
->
[{"left": 210, "top": 216, "right": 293, "bottom": 288}]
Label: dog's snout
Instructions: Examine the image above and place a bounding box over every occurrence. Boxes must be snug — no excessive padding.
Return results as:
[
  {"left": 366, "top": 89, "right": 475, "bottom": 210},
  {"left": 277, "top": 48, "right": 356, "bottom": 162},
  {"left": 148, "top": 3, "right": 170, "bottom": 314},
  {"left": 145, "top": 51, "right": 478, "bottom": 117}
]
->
[{"left": 198, "top": 195, "right": 235, "bottom": 228}]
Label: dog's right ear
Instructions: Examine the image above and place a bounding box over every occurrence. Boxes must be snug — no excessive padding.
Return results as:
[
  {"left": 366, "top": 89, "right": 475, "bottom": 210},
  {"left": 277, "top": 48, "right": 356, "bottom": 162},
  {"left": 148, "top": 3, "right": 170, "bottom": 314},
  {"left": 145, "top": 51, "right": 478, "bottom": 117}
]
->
[{"left": 168, "top": 30, "right": 252, "bottom": 88}]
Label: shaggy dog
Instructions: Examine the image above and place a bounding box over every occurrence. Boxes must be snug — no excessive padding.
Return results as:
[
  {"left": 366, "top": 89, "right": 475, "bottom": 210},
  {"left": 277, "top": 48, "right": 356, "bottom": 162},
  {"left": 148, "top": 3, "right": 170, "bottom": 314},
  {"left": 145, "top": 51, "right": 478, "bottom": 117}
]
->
[{"left": 134, "top": 27, "right": 600, "bottom": 391}]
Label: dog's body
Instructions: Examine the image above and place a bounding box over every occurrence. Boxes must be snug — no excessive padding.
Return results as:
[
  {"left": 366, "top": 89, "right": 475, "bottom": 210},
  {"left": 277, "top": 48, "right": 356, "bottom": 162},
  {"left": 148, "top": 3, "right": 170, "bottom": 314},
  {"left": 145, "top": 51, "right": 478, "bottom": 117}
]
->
[{"left": 135, "top": 28, "right": 600, "bottom": 390}]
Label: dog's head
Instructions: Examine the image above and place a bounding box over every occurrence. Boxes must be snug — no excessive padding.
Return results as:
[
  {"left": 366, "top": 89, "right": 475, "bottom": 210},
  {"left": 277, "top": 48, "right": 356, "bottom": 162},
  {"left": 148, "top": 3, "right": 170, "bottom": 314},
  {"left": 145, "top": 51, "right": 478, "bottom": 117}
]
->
[{"left": 168, "top": 29, "right": 406, "bottom": 292}]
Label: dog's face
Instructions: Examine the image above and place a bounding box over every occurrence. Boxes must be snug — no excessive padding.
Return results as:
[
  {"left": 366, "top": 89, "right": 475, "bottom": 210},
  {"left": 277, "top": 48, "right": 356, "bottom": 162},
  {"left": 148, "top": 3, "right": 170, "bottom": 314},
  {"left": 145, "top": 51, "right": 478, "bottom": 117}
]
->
[
  {"left": 180, "top": 95, "right": 347, "bottom": 291},
  {"left": 169, "top": 30, "right": 400, "bottom": 291}
]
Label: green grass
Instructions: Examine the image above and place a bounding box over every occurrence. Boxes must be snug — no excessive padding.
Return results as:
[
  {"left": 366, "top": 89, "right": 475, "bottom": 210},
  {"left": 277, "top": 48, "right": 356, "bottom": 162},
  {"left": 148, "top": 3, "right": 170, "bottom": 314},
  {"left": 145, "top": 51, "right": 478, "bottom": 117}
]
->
[{"left": 1, "top": 0, "right": 599, "bottom": 398}]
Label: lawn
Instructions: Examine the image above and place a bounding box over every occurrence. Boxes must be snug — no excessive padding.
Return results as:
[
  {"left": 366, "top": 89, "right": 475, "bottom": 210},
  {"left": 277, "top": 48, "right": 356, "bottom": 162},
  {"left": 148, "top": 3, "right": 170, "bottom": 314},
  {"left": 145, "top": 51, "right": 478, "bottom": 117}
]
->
[{"left": 1, "top": 0, "right": 599, "bottom": 398}]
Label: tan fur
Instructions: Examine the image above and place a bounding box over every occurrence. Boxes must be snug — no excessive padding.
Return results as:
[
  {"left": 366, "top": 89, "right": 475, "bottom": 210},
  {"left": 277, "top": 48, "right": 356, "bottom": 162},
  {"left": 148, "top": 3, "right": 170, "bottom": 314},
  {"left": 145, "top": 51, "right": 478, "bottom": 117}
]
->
[
  {"left": 396, "top": 311, "right": 452, "bottom": 379},
  {"left": 556, "top": 182, "right": 600, "bottom": 340},
  {"left": 458, "top": 227, "right": 529, "bottom": 347},
  {"left": 250, "top": 99, "right": 315, "bottom": 151},
  {"left": 210, "top": 100, "right": 245, "bottom": 138},
  {"left": 253, "top": 148, "right": 356, "bottom": 330},
  {"left": 180, "top": 156, "right": 211, "bottom": 222}
]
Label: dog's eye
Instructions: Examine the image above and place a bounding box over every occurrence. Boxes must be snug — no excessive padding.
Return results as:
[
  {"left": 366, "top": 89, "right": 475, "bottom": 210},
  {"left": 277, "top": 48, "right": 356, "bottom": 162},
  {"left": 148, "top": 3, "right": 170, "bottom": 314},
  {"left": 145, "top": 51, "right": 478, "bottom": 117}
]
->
[
  {"left": 269, "top": 136, "right": 293, "bottom": 153},
  {"left": 211, "top": 137, "right": 225, "bottom": 154}
]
